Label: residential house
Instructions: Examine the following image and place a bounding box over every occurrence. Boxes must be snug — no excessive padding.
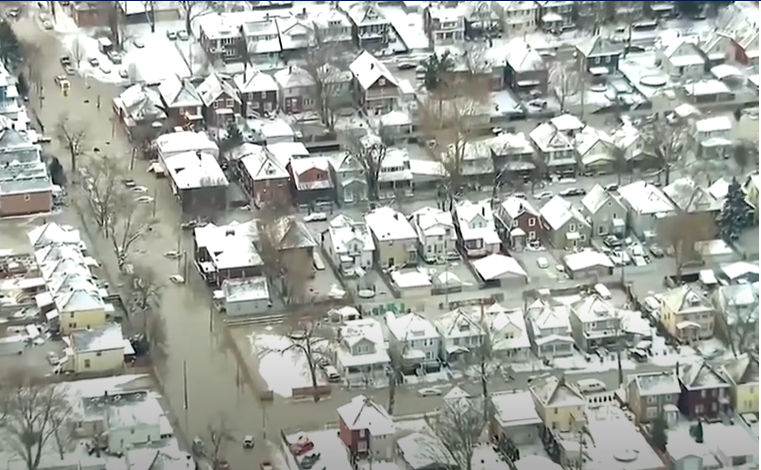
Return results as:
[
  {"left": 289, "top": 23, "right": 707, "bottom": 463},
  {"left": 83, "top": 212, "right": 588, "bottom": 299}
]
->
[
  {"left": 693, "top": 116, "right": 733, "bottom": 159},
  {"left": 288, "top": 157, "right": 335, "bottom": 204},
  {"left": 408, "top": 207, "right": 457, "bottom": 263},
  {"left": 376, "top": 146, "right": 413, "bottom": 199},
  {"left": 241, "top": 14, "right": 284, "bottom": 64},
  {"left": 161, "top": 151, "right": 229, "bottom": 215},
  {"left": 337, "top": 395, "right": 396, "bottom": 458},
  {"left": 677, "top": 358, "right": 732, "bottom": 419},
  {"left": 193, "top": 220, "right": 263, "bottom": 286},
  {"left": 489, "top": 132, "right": 538, "bottom": 183},
  {"left": 221, "top": 277, "right": 272, "bottom": 317},
  {"left": 535, "top": 0, "right": 574, "bottom": 31},
  {"left": 68, "top": 323, "right": 125, "bottom": 374},
  {"left": 525, "top": 299, "right": 574, "bottom": 358},
  {"left": 312, "top": 7, "right": 353, "bottom": 48},
  {"left": 157, "top": 74, "right": 203, "bottom": 126},
  {"left": 504, "top": 38, "right": 548, "bottom": 94},
  {"left": 317, "top": 64, "right": 355, "bottom": 111},
  {"left": 113, "top": 84, "right": 167, "bottom": 130},
  {"left": 539, "top": 195, "right": 591, "bottom": 250},
  {"left": 196, "top": 73, "right": 241, "bottom": 126},
  {"left": 575, "top": 37, "right": 623, "bottom": 75},
  {"left": 434, "top": 308, "right": 484, "bottom": 363},
  {"left": 265, "top": 216, "right": 318, "bottom": 281},
  {"left": 722, "top": 354, "right": 759, "bottom": 414},
  {"left": 657, "top": 38, "right": 707, "bottom": 80},
  {"left": 496, "top": 196, "right": 543, "bottom": 250},
  {"left": 617, "top": 181, "right": 677, "bottom": 240},
  {"left": 197, "top": 14, "right": 244, "bottom": 64},
  {"left": 485, "top": 304, "right": 532, "bottom": 361},
  {"left": 273, "top": 65, "right": 316, "bottom": 114},
  {"left": 72, "top": 1, "right": 112, "bottom": 28},
  {"left": 155, "top": 130, "right": 219, "bottom": 160},
  {"left": 350, "top": 51, "right": 400, "bottom": 115},
  {"left": 463, "top": 1, "right": 501, "bottom": 40},
  {"left": 472, "top": 254, "right": 528, "bottom": 286},
  {"left": 610, "top": 123, "right": 658, "bottom": 171},
  {"left": 364, "top": 207, "right": 418, "bottom": 268},
  {"left": 454, "top": 200, "right": 501, "bottom": 258},
  {"left": 580, "top": 184, "right": 627, "bottom": 237},
  {"left": 699, "top": 31, "right": 737, "bottom": 67},
  {"left": 233, "top": 70, "right": 279, "bottom": 118},
  {"left": 335, "top": 319, "right": 390, "bottom": 384},
  {"left": 457, "top": 140, "right": 495, "bottom": 185},
  {"left": 56, "top": 288, "right": 106, "bottom": 335},
  {"left": 492, "top": 1, "right": 539, "bottom": 36},
  {"left": 423, "top": 4, "right": 466, "bottom": 46},
  {"left": 573, "top": 126, "right": 617, "bottom": 174},
  {"left": 331, "top": 151, "right": 369, "bottom": 204},
  {"left": 659, "top": 285, "right": 715, "bottom": 344},
  {"left": 28, "top": 222, "right": 84, "bottom": 251},
  {"left": 529, "top": 120, "right": 578, "bottom": 176},
  {"left": 711, "top": 283, "right": 759, "bottom": 354},
  {"left": 277, "top": 17, "right": 316, "bottom": 60},
  {"left": 569, "top": 295, "right": 624, "bottom": 352},
  {"left": 342, "top": 2, "right": 392, "bottom": 51},
  {"left": 0, "top": 125, "right": 53, "bottom": 217},
  {"left": 397, "top": 433, "right": 456, "bottom": 470},
  {"left": 233, "top": 143, "right": 291, "bottom": 208},
  {"left": 744, "top": 172, "right": 759, "bottom": 219},
  {"left": 529, "top": 375, "right": 586, "bottom": 432},
  {"left": 663, "top": 178, "right": 723, "bottom": 216},
  {"left": 385, "top": 312, "right": 441, "bottom": 372},
  {"left": 116, "top": 1, "right": 180, "bottom": 23},
  {"left": 627, "top": 370, "right": 681, "bottom": 426},
  {"left": 713, "top": 2, "right": 759, "bottom": 66},
  {"left": 0, "top": 64, "right": 21, "bottom": 122},
  {"left": 490, "top": 391, "right": 542, "bottom": 446},
  {"left": 324, "top": 215, "right": 375, "bottom": 277}
]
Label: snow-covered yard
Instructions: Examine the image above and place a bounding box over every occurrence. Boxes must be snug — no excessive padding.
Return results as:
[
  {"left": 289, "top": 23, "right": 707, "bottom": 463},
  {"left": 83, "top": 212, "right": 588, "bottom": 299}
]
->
[{"left": 247, "top": 333, "right": 329, "bottom": 398}]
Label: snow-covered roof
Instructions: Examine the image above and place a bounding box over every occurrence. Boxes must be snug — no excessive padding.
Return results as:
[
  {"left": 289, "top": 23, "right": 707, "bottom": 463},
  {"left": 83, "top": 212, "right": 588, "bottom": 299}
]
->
[
  {"left": 504, "top": 38, "right": 544, "bottom": 73},
  {"left": 158, "top": 75, "right": 202, "bottom": 109},
  {"left": 386, "top": 312, "right": 439, "bottom": 342},
  {"left": 454, "top": 200, "right": 501, "bottom": 244},
  {"left": 337, "top": 395, "right": 395, "bottom": 435},
  {"left": 156, "top": 131, "right": 219, "bottom": 159},
  {"left": 349, "top": 51, "right": 399, "bottom": 91},
  {"left": 328, "top": 216, "right": 375, "bottom": 255},
  {"left": 539, "top": 196, "right": 589, "bottom": 231},
  {"left": 249, "top": 118, "right": 295, "bottom": 140},
  {"left": 695, "top": 115, "right": 732, "bottom": 134},
  {"left": 633, "top": 370, "right": 681, "bottom": 397},
  {"left": 164, "top": 151, "right": 229, "bottom": 190},
  {"left": 685, "top": 79, "right": 732, "bottom": 97},
  {"left": 708, "top": 178, "right": 730, "bottom": 200},
  {"left": 472, "top": 254, "right": 527, "bottom": 281},
  {"left": 290, "top": 157, "right": 333, "bottom": 191},
  {"left": 530, "top": 375, "right": 585, "bottom": 408},
  {"left": 721, "top": 261, "right": 760, "bottom": 281},
  {"left": 564, "top": 250, "right": 614, "bottom": 272},
  {"left": 344, "top": 2, "right": 388, "bottom": 25},
  {"left": 365, "top": 207, "right": 417, "bottom": 241},
  {"left": 28, "top": 223, "right": 82, "bottom": 248},
  {"left": 581, "top": 184, "right": 616, "bottom": 215},
  {"left": 550, "top": 114, "right": 584, "bottom": 133},
  {"left": 273, "top": 65, "right": 315, "bottom": 89},
  {"left": 240, "top": 147, "right": 289, "bottom": 181},
  {"left": 527, "top": 300, "right": 571, "bottom": 333},
  {"left": 530, "top": 122, "right": 574, "bottom": 153},
  {"left": 222, "top": 277, "right": 269, "bottom": 303},
  {"left": 663, "top": 177, "right": 722, "bottom": 213},
  {"left": 194, "top": 220, "right": 262, "bottom": 270},
  {"left": 491, "top": 391, "right": 542, "bottom": 427},
  {"left": 489, "top": 309, "right": 530, "bottom": 351},
  {"left": 501, "top": 196, "right": 539, "bottom": 220},
  {"left": 70, "top": 323, "right": 124, "bottom": 354},
  {"left": 572, "top": 295, "right": 618, "bottom": 323},
  {"left": 489, "top": 132, "right": 534, "bottom": 156},
  {"left": 233, "top": 71, "right": 278, "bottom": 94},
  {"left": 276, "top": 17, "right": 315, "bottom": 51},
  {"left": 434, "top": 308, "right": 484, "bottom": 340},
  {"left": 196, "top": 73, "right": 240, "bottom": 107},
  {"left": 617, "top": 181, "right": 675, "bottom": 215},
  {"left": 410, "top": 207, "right": 454, "bottom": 237}
]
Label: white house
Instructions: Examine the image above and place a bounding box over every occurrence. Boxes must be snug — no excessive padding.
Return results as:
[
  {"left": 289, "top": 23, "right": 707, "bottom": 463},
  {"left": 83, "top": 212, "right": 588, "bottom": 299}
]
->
[
  {"left": 617, "top": 181, "right": 677, "bottom": 240},
  {"left": 493, "top": 1, "right": 538, "bottom": 36},
  {"left": 454, "top": 200, "right": 501, "bottom": 258},
  {"left": 385, "top": 312, "right": 441, "bottom": 372},
  {"left": 68, "top": 323, "right": 125, "bottom": 374},
  {"left": 220, "top": 277, "right": 271, "bottom": 316},
  {"left": 529, "top": 120, "right": 577, "bottom": 176},
  {"left": 335, "top": 318, "right": 390, "bottom": 384},
  {"left": 525, "top": 299, "right": 574, "bottom": 358},
  {"left": 324, "top": 214, "right": 375, "bottom": 277},
  {"left": 365, "top": 207, "right": 418, "bottom": 269},
  {"left": 409, "top": 207, "right": 458, "bottom": 263},
  {"left": 105, "top": 394, "right": 163, "bottom": 453},
  {"left": 484, "top": 304, "right": 532, "bottom": 361},
  {"left": 569, "top": 295, "right": 625, "bottom": 352},
  {"left": 433, "top": 308, "right": 484, "bottom": 363},
  {"left": 657, "top": 38, "right": 706, "bottom": 80}
]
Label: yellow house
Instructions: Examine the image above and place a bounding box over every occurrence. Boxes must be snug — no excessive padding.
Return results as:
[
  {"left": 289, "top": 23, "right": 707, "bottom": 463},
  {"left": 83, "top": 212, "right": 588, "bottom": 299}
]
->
[
  {"left": 56, "top": 288, "right": 107, "bottom": 335},
  {"left": 722, "top": 354, "right": 759, "bottom": 414},
  {"left": 743, "top": 173, "right": 759, "bottom": 220},
  {"left": 68, "top": 323, "right": 125, "bottom": 374},
  {"left": 659, "top": 285, "right": 714, "bottom": 344},
  {"left": 529, "top": 376, "right": 586, "bottom": 432}
]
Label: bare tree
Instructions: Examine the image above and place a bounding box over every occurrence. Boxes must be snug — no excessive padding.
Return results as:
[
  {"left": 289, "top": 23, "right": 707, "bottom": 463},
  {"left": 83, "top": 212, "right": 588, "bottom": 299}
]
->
[
  {"left": 732, "top": 139, "right": 758, "bottom": 174},
  {"left": 611, "top": 145, "right": 628, "bottom": 186},
  {"left": 548, "top": 61, "right": 581, "bottom": 113},
  {"left": 106, "top": 1, "right": 122, "bottom": 49},
  {"left": 386, "top": 342, "right": 405, "bottom": 415},
  {"left": 179, "top": 1, "right": 222, "bottom": 35},
  {"left": 125, "top": 265, "right": 167, "bottom": 363},
  {"left": 640, "top": 118, "right": 689, "bottom": 186},
  {"left": 0, "top": 370, "right": 74, "bottom": 470},
  {"left": 82, "top": 155, "right": 126, "bottom": 232},
  {"left": 425, "top": 396, "right": 487, "bottom": 470},
  {"left": 69, "top": 37, "right": 85, "bottom": 67},
  {"left": 339, "top": 124, "right": 392, "bottom": 202},
  {"left": 105, "top": 194, "right": 156, "bottom": 269},
  {"left": 717, "top": 289, "right": 759, "bottom": 357},
  {"left": 55, "top": 113, "right": 87, "bottom": 172},
  {"left": 139, "top": 1, "right": 157, "bottom": 33},
  {"left": 657, "top": 213, "right": 716, "bottom": 283},
  {"left": 419, "top": 73, "right": 489, "bottom": 206},
  {"left": 206, "top": 414, "right": 236, "bottom": 467},
  {"left": 19, "top": 40, "right": 42, "bottom": 92},
  {"left": 303, "top": 44, "right": 350, "bottom": 131}
]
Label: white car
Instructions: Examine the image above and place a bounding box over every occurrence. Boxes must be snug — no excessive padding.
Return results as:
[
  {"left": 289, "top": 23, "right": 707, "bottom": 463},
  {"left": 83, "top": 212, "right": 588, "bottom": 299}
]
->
[
  {"left": 536, "top": 257, "right": 549, "bottom": 269},
  {"left": 43, "top": 20, "right": 53, "bottom": 30},
  {"left": 304, "top": 212, "right": 327, "bottom": 222},
  {"left": 534, "top": 191, "right": 553, "bottom": 200},
  {"left": 555, "top": 264, "right": 565, "bottom": 273},
  {"left": 131, "top": 185, "right": 148, "bottom": 193},
  {"left": 417, "top": 387, "right": 442, "bottom": 397},
  {"left": 99, "top": 64, "right": 112, "bottom": 74},
  {"left": 118, "top": 68, "right": 129, "bottom": 79},
  {"left": 169, "top": 275, "right": 185, "bottom": 284},
  {"left": 132, "top": 38, "right": 144, "bottom": 48},
  {"left": 136, "top": 195, "right": 154, "bottom": 204}
]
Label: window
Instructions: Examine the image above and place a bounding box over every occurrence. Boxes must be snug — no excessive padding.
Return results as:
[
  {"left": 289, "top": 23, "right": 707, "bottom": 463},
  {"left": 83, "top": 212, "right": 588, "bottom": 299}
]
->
[
  {"left": 359, "top": 429, "right": 366, "bottom": 437},
  {"left": 226, "top": 98, "right": 234, "bottom": 108},
  {"left": 646, "top": 407, "right": 658, "bottom": 419},
  {"left": 701, "top": 389, "right": 707, "bottom": 398},
  {"left": 570, "top": 224, "right": 576, "bottom": 231},
  {"left": 378, "top": 78, "right": 386, "bottom": 86},
  {"left": 512, "top": 220, "right": 519, "bottom": 228},
  {"left": 69, "top": 323, "right": 77, "bottom": 329},
  {"left": 24, "top": 194, "right": 30, "bottom": 201},
  {"left": 529, "top": 231, "right": 536, "bottom": 240},
  {"left": 453, "top": 338, "right": 460, "bottom": 346},
  {"left": 528, "top": 218, "right": 536, "bottom": 227},
  {"left": 84, "top": 359, "right": 91, "bottom": 368},
  {"left": 554, "top": 408, "right": 558, "bottom": 415},
  {"left": 96, "top": 352, "right": 102, "bottom": 357},
  {"left": 212, "top": 100, "right": 218, "bottom": 109},
  {"left": 647, "top": 395, "right": 656, "bottom": 404}
]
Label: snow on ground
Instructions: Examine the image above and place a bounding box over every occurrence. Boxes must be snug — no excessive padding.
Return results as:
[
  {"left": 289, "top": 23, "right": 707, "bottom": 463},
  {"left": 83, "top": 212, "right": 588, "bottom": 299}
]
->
[
  {"left": 248, "top": 333, "right": 329, "bottom": 398},
  {"left": 383, "top": 6, "right": 431, "bottom": 52}
]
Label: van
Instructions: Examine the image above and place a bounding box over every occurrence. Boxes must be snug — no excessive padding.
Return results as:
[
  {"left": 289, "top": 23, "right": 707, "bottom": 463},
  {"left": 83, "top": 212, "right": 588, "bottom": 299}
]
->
[
  {"left": 594, "top": 283, "right": 612, "bottom": 300},
  {"left": 324, "top": 366, "right": 340, "bottom": 383},
  {"left": 576, "top": 379, "right": 606, "bottom": 393}
]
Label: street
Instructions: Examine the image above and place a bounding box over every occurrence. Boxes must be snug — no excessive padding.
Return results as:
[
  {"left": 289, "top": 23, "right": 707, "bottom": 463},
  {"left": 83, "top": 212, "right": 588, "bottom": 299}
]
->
[{"left": 7, "top": 6, "right": 757, "bottom": 468}]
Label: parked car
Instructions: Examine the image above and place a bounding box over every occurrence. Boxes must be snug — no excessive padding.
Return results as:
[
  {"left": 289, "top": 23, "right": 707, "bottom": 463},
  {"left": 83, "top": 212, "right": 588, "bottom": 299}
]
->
[
  {"left": 649, "top": 245, "right": 664, "bottom": 258},
  {"left": 604, "top": 183, "right": 619, "bottom": 192},
  {"left": 417, "top": 387, "right": 442, "bottom": 397},
  {"left": 536, "top": 257, "right": 549, "bottom": 269},
  {"left": 559, "top": 188, "right": 586, "bottom": 197},
  {"left": 166, "top": 30, "right": 178, "bottom": 40},
  {"left": 304, "top": 212, "right": 327, "bottom": 222},
  {"left": 396, "top": 62, "right": 416, "bottom": 70},
  {"left": 106, "top": 50, "right": 122, "bottom": 64},
  {"left": 88, "top": 57, "right": 99, "bottom": 67},
  {"left": 132, "top": 38, "right": 145, "bottom": 48},
  {"left": 99, "top": 64, "right": 112, "bottom": 74},
  {"left": 177, "top": 30, "right": 189, "bottom": 41},
  {"left": 603, "top": 235, "right": 623, "bottom": 248},
  {"left": 534, "top": 191, "right": 553, "bottom": 200},
  {"left": 60, "top": 55, "right": 72, "bottom": 67}
]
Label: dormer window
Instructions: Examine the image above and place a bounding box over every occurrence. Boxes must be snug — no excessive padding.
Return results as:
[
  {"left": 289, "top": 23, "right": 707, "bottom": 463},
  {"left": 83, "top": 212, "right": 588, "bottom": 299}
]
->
[{"left": 378, "top": 78, "right": 386, "bottom": 87}]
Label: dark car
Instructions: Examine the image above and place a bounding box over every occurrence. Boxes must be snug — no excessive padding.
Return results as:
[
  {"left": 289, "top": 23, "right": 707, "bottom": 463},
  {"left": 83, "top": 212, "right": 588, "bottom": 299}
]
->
[
  {"left": 396, "top": 62, "right": 416, "bottom": 70},
  {"left": 559, "top": 188, "right": 587, "bottom": 197},
  {"left": 603, "top": 235, "right": 623, "bottom": 248},
  {"left": 624, "top": 45, "right": 646, "bottom": 54}
]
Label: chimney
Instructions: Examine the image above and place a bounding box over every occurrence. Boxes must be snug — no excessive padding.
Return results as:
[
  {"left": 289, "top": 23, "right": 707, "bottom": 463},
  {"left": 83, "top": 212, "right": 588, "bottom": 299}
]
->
[
  {"left": 196, "top": 150, "right": 202, "bottom": 161},
  {"left": 481, "top": 206, "right": 485, "bottom": 216},
  {"left": 289, "top": 65, "right": 293, "bottom": 74},
  {"left": 302, "top": 7, "right": 307, "bottom": 15}
]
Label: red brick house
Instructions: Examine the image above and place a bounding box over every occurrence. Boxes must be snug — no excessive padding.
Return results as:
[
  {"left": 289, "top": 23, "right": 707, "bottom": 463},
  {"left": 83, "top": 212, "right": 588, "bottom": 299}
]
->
[
  {"left": 73, "top": 2, "right": 112, "bottom": 28},
  {"left": 337, "top": 395, "right": 395, "bottom": 457},
  {"left": 231, "top": 144, "right": 291, "bottom": 209},
  {"left": 496, "top": 196, "right": 543, "bottom": 250},
  {"left": 233, "top": 71, "right": 279, "bottom": 118},
  {"left": 196, "top": 73, "right": 240, "bottom": 126},
  {"left": 677, "top": 359, "right": 732, "bottom": 420},
  {"left": 349, "top": 51, "right": 400, "bottom": 115},
  {"left": 288, "top": 157, "right": 335, "bottom": 205}
]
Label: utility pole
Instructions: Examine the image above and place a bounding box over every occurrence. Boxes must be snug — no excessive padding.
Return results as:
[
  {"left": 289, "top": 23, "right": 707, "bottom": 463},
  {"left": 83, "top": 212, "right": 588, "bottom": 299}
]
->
[{"left": 182, "top": 360, "right": 189, "bottom": 427}]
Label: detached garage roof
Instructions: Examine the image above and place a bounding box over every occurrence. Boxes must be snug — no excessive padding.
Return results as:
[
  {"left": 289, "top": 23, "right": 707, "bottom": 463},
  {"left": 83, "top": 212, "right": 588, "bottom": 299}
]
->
[{"left": 472, "top": 254, "right": 527, "bottom": 281}]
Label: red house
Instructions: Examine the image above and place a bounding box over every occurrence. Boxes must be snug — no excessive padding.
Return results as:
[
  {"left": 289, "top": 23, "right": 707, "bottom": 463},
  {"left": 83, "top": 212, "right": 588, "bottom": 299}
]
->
[
  {"left": 677, "top": 359, "right": 732, "bottom": 420},
  {"left": 232, "top": 144, "right": 292, "bottom": 209},
  {"left": 288, "top": 157, "right": 335, "bottom": 205},
  {"left": 337, "top": 395, "right": 395, "bottom": 457},
  {"left": 496, "top": 196, "right": 543, "bottom": 250}
]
